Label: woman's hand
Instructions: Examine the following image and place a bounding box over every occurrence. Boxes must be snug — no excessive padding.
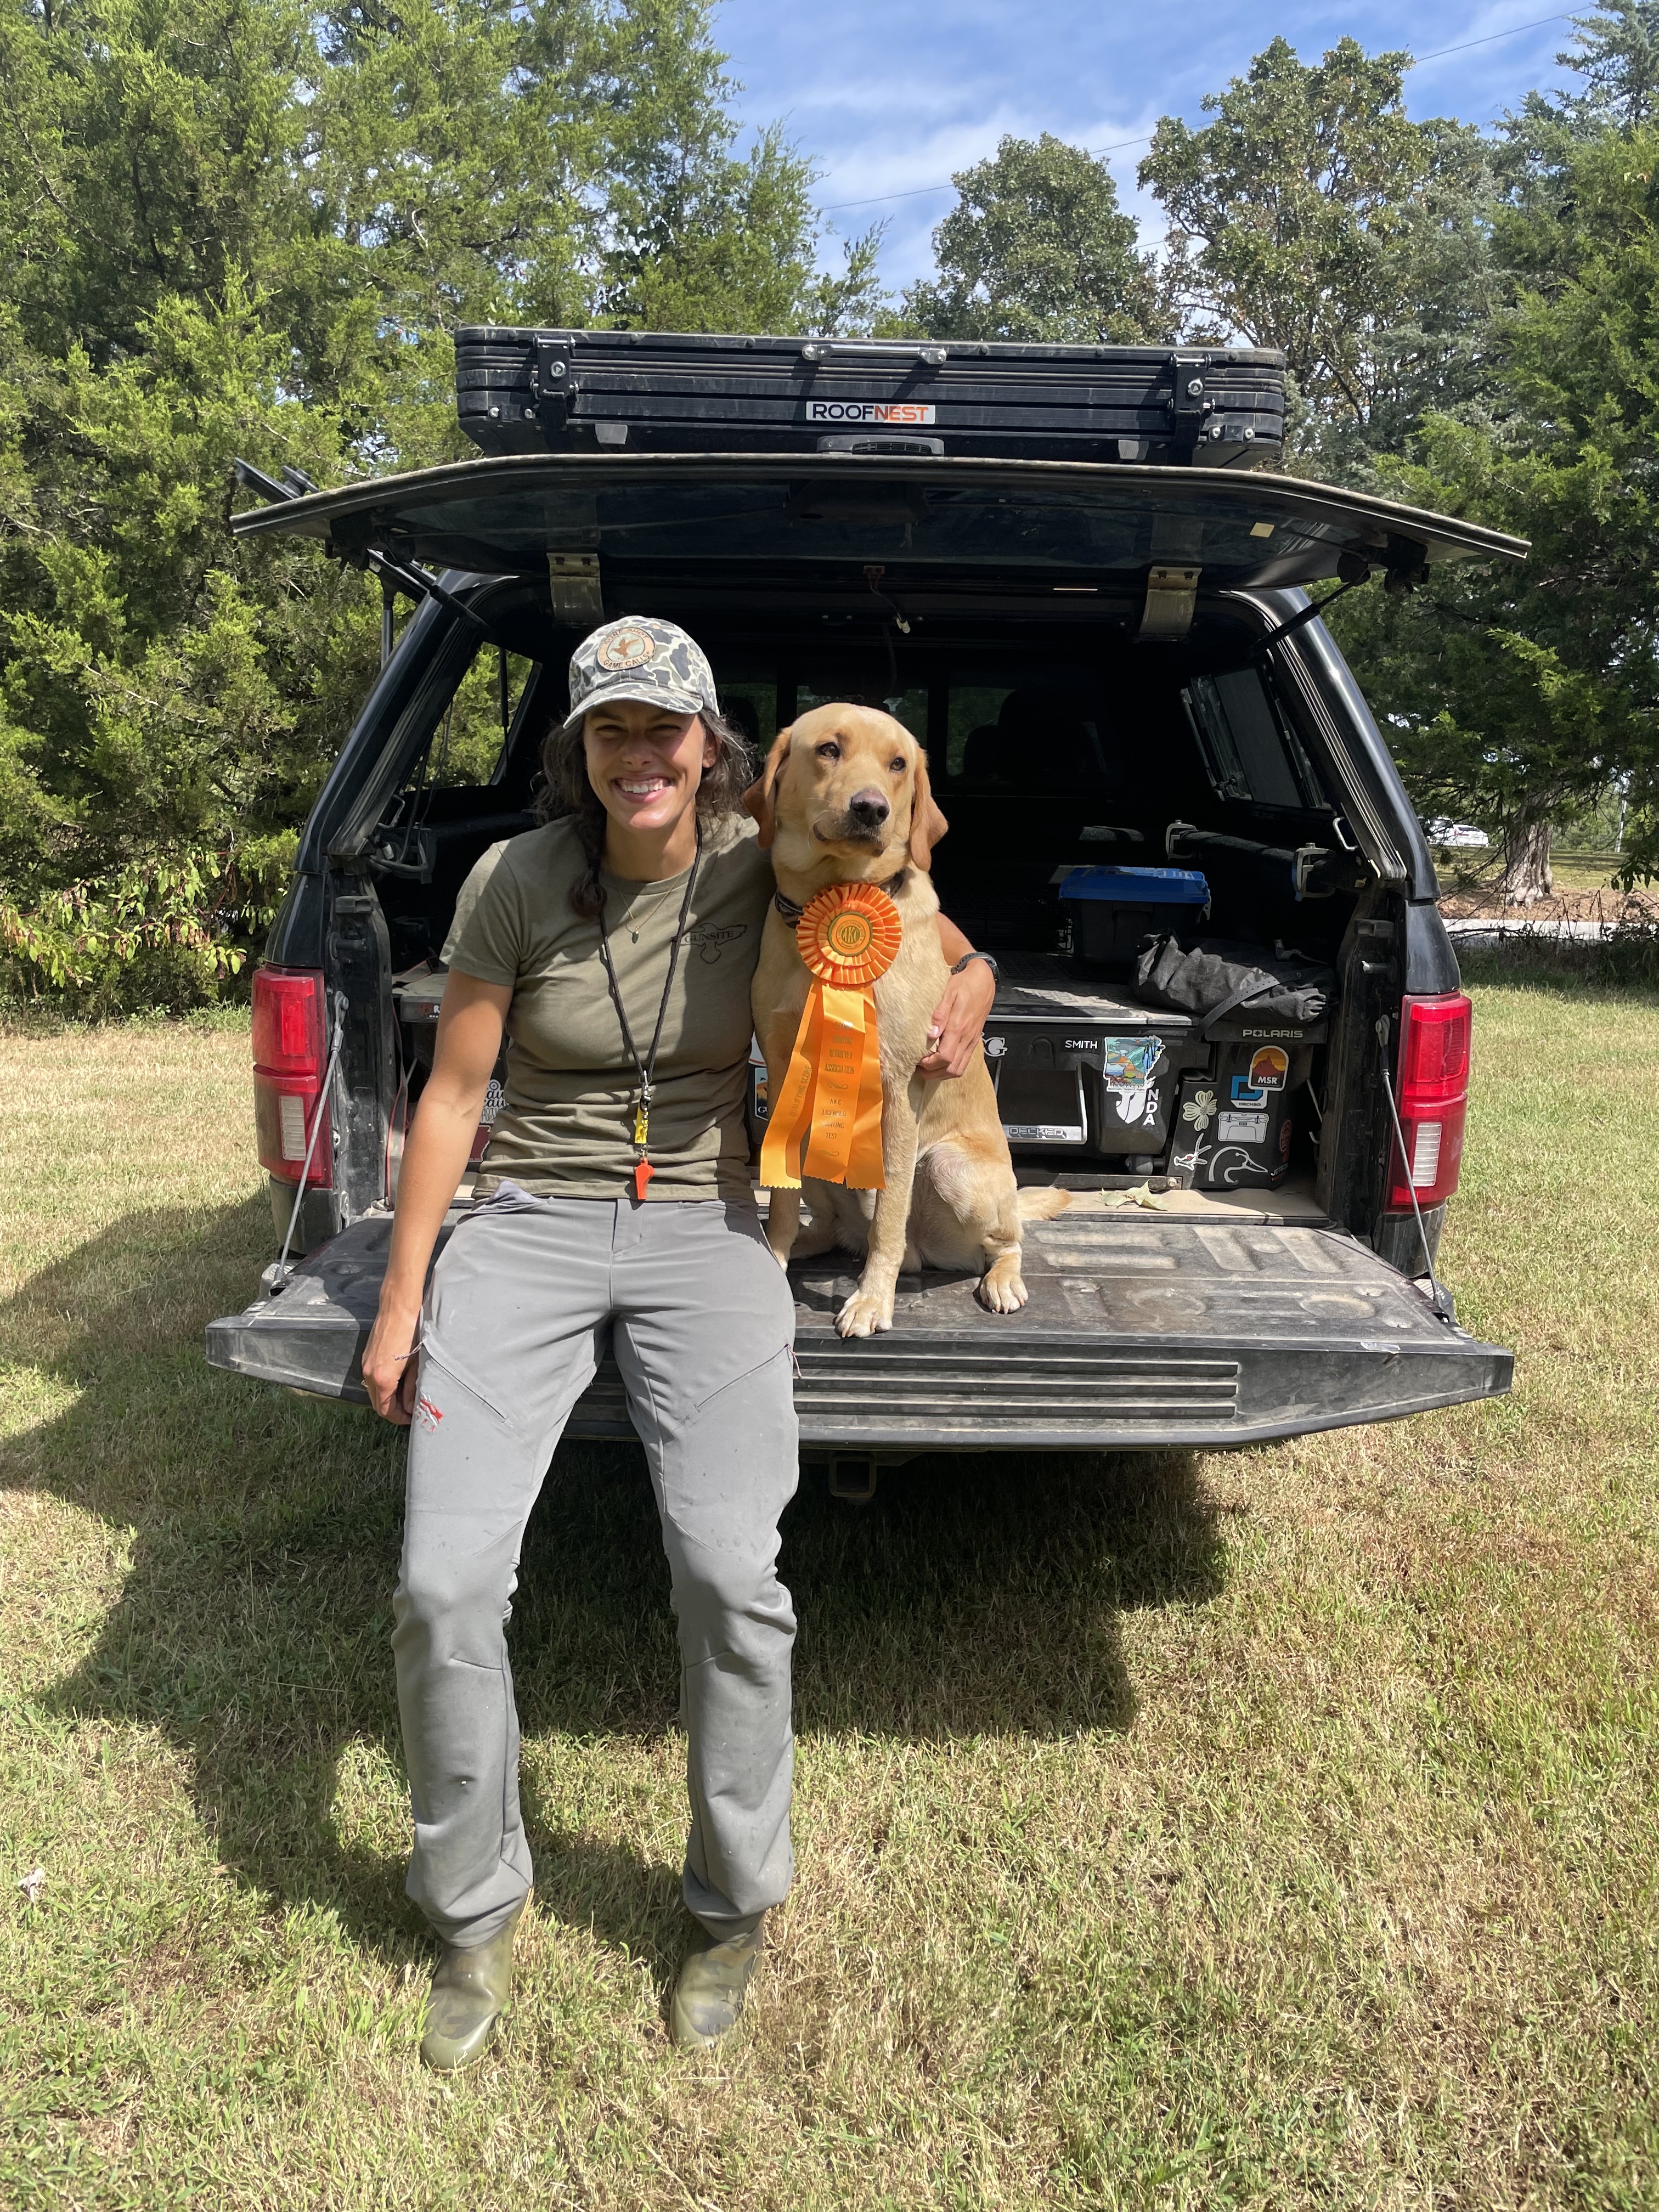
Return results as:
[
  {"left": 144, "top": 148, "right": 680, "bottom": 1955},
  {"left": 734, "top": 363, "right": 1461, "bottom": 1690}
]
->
[
  {"left": 362, "top": 1301, "right": 422, "bottom": 1425},
  {"left": 362, "top": 968, "right": 511, "bottom": 1426},
  {"left": 918, "top": 955, "right": 996, "bottom": 1079}
]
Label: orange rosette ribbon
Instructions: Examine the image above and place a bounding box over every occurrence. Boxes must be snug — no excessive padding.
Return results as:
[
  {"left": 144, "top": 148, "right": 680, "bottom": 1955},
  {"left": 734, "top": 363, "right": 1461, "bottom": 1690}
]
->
[{"left": 760, "top": 883, "right": 903, "bottom": 1191}]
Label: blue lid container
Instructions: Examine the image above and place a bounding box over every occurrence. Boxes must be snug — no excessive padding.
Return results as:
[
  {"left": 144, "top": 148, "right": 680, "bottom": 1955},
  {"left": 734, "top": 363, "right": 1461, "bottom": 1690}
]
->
[
  {"left": 1059, "top": 865, "right": 1211, "bottom": 974},
  {"left": 1058, "top": 866, "right": 1211, "bottom": 906}
]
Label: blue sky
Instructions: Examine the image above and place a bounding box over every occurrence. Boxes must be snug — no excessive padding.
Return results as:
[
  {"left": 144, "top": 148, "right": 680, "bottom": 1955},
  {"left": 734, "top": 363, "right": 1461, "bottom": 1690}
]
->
[{"left": 711, "top": 2, "right": 1585, "bottom": 290}]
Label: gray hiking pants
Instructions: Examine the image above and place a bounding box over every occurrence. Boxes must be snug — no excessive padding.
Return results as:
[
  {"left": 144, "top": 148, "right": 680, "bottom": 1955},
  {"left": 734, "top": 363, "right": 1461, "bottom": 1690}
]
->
[{"left": 391, "top": 1190, "right": 799, "bottom": 1949}]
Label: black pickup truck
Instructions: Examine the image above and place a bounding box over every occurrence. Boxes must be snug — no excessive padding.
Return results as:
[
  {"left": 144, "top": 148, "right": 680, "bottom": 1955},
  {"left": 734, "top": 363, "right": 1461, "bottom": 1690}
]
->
[{"left": 207, "top": 330, "right": 1522, "bottom": 1486}]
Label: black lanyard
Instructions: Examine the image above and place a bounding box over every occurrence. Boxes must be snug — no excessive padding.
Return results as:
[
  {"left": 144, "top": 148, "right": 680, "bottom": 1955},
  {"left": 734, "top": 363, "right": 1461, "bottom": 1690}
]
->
[{"left": 595, "top": 823, "right": 703, "bottom": 1199}]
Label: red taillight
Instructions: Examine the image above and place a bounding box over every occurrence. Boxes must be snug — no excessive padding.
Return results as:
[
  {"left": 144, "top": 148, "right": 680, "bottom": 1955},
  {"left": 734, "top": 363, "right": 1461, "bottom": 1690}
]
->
[
  {"left": 252, "top": 967, "right": 325, "bottom": 1074},
  {"left": 252, "top": 967, "right": 331, "bottom": 1186},
  {"left": 1387, "top": 992, "right": 1471, "bottom": 1211}
]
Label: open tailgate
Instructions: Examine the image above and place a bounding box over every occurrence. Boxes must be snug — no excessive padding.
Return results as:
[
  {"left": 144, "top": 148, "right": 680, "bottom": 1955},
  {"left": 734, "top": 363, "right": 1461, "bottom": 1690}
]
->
[{"left": 207, "top": 1201, "right": 1510, "bottom": 1450}]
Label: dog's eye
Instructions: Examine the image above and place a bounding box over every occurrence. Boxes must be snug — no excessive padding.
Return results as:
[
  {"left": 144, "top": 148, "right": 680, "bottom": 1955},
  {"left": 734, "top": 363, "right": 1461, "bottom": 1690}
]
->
[
  {"left": 889, "top": 758, "right": 905, "bottom": 773},
  {"left": 816, "top": 741, "right": 840, "bottom": 760}
]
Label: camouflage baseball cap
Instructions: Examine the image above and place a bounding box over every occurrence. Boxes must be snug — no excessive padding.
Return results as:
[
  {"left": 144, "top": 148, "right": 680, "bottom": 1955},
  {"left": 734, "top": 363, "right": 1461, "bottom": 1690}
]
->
[{"left": 563, "top": 616, "right": 720, "bottom": 735}]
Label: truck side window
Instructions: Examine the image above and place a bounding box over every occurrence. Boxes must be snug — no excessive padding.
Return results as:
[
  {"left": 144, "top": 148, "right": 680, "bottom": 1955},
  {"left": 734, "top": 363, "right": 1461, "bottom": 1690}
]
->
[
  {"left": 420, "top": 648, "right": 537, "bottom": 790},
  {"left": 1182, "top": 670, "right": 1316, "bottom": 809}
]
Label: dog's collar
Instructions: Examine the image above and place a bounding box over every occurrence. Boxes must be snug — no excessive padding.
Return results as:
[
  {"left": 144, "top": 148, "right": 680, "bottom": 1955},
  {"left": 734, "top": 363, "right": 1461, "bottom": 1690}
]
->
[{"left": 773, "top": 867, "right": 908, "bottom": 926}]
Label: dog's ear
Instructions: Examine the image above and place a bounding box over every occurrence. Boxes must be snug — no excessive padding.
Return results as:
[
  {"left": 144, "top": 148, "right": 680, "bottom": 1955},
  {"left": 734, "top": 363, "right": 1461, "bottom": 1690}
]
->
[
  {"left": 907, "top": 747, "right": 950, "bottom": 871},
  {"left": 741, "top": 725, "right": 793, "bottom": 850}
]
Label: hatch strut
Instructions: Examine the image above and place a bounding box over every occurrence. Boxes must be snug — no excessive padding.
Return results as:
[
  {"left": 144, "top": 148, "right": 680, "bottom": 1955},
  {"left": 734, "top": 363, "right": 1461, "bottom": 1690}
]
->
[
  {"left": 1251, "top": 540, "right": 1431, "bottom": 659},
  {"left": 1249, "top": 561, "right": 1374, "bottom": 657},
  {"left": 231, "top": 460, "right": 489, "bottom": 639}
]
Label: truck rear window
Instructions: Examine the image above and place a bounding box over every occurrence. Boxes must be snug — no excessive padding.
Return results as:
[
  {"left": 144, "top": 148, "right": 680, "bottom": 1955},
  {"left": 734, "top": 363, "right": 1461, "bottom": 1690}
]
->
[{"left": 1182, "top": 670, "right": 1319, "bottom": 810}]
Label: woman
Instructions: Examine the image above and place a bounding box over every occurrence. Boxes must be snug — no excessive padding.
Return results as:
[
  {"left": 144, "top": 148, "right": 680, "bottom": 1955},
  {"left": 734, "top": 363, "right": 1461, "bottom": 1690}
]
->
[{"left": 361, "top": 616, "right": 996, "bottom": 2069}]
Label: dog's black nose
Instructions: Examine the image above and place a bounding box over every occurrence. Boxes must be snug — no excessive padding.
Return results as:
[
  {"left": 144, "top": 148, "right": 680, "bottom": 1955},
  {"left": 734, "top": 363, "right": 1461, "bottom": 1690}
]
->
[{"left": 847, "top": 787, "right": 890, "bottom": 828}]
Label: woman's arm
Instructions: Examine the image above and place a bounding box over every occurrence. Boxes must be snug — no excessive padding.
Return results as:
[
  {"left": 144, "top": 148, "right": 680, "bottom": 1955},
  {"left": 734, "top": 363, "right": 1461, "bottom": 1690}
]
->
[
  {"left": 360, "top": 970, "right": 512, "bottom": 1424},
  {"left": 917, "top": 913, "right": 998, "bottom": 1079}
]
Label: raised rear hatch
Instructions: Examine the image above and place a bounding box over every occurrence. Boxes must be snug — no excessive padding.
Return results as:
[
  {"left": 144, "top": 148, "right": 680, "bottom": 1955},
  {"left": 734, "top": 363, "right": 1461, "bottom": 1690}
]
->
[{"left": 230, "top": 450, "right": 1528, "bottom": 608}]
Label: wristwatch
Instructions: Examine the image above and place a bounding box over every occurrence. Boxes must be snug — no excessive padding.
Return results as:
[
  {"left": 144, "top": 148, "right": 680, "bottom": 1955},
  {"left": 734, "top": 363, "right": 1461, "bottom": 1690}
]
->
[{"left": 951, "top": 950, "right": 1000, "bottom": 982}]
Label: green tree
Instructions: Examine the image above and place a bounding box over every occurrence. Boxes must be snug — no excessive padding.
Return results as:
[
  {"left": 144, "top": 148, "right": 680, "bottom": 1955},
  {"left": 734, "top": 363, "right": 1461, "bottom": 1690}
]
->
[
  {"left": 1327, "top": 110, "right": 1659, "bottom": 898},
  {"left": 896, "top": 134, "right": 1165, "bottom": 343},
  {"left": 1550, "top": 0, "right": 1659, "bottom": 130},
  {"left": 1139, "top": 39, "right": 1498, "bottom": 456},
  {"left": 0, "top": 0, "right": 868, "bottom": 1007}
]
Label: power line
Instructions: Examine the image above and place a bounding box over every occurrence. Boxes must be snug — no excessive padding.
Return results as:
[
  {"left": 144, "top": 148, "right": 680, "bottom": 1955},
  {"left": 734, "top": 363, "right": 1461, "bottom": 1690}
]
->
[{"left": 819, "top": 12, "right": 1576, "bottom": 213}]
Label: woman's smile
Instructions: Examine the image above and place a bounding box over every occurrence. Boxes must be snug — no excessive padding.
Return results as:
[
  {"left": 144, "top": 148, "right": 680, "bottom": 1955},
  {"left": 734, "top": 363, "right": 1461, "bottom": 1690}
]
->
[{"left": 584, "top": 697, "right": 718, "bottom": 877}]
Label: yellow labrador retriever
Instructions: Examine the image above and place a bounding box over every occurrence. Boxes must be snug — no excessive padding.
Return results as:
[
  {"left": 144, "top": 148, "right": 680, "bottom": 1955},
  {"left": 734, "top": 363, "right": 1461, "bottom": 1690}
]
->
[{"left": 744, "top": 703, "right": 1068, "bottom": 1338}]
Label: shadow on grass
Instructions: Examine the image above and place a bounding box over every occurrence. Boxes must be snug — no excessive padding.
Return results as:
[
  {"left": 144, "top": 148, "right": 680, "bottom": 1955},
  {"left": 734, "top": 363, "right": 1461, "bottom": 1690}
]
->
[{"left": 2, "top": 1197, "right": 1224, "bottom": 1976}]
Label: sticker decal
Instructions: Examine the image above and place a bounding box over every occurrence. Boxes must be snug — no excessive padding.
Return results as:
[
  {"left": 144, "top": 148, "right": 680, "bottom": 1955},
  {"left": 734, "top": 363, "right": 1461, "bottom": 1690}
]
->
[
  {"left": 1102, "top": 1035, "right": 1164, "bottom": 1126},
  {"left": 1279, "top": 1116, "right": 1294, "bottom": 1160},
  {"left": 1231, "top": 1073, "right": 1266, "bottom": 1105},
  {"left": 1102, "top": 1037, "right": 1163, "bottom": 1086},
  {"left": 415, "top": 1395, "right": 444, "bottom": 1431},
  {"left": 806, "top": 400, "right": 936, "bottom": 425},
  {"left": 1218, "top": 1110, "right": 1269, "bottom": 1142},
  {"left": 1248, "top": 1046, "right": 1290, "bottom": 1093}
]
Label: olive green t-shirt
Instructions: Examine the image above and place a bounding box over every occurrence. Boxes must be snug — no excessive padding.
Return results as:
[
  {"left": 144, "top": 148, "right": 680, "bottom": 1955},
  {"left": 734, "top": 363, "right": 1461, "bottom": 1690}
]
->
[{"left": 447, "top": 813, "right": 771, "bottom": 1200}]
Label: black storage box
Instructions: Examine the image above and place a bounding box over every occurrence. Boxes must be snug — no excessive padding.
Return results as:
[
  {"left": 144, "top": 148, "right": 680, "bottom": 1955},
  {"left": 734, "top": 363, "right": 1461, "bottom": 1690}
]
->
[
  {"left": 1059, "top": 866, "right": 1212, "bottom": 978},
  {"left": 979, "top": 958, "right": 1212, "bottom": 1165},
  {"left": 1170, "top": 1040, "right": 1317, "bottom": 1189},
  {"left": 455, "top": 329, "right": 1288, "bottom": 467}
]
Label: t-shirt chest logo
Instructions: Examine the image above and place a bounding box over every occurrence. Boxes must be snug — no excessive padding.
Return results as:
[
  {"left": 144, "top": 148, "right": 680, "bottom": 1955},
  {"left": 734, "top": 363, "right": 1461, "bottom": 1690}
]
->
[
  {"left": 595, "top": 627, "right": 656, "bottom": 671},
  {"left": 681, "top": 921, "right": 748, "bottom": 963}
]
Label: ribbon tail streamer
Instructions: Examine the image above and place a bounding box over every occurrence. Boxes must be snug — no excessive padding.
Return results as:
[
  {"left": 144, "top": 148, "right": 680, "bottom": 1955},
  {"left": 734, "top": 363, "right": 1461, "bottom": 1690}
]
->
[
  {"left": 760, "top": 989, "right": 824, "bottom": 1190},
  {"left": 847, "top": 991, "right": 886, "bottom": 1188}
]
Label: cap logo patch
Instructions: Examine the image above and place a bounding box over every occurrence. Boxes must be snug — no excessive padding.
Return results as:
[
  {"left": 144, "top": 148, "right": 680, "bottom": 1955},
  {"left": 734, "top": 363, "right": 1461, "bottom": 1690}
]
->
[{"left": 596, "top": 626, "right": 656, "bottom": 672}]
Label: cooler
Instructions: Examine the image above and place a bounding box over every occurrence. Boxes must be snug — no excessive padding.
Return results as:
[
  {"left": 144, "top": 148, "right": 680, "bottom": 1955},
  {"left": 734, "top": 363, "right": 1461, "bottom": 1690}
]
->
[{"left": 1059, "top": 866, "right": 1211, "bottom": 977}]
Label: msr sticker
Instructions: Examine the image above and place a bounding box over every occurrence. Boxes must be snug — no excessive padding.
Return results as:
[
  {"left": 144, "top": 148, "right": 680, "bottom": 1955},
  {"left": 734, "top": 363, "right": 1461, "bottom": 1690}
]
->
[
  {"left": 1248, "top": 1046, "right": 1289, "bottom": 1093},
  {"left": 415, "top": 1396, "right": 444, "bottom": 1431},
  {"left": 805, "top": 400, "right": 937, "bottom": 425}
]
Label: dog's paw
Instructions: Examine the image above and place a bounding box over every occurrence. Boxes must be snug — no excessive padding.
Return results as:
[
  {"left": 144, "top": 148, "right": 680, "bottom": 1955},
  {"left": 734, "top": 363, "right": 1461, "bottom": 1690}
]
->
[
  {"left": 977, "top": 1264, "right": 1029, "bottom": 1314},
  {"left": 836, "top": 1288, "right": 894, "bottom": 1338},
  {"left": 766, "top": 1242, "right": 793, "bottom": 1271}
]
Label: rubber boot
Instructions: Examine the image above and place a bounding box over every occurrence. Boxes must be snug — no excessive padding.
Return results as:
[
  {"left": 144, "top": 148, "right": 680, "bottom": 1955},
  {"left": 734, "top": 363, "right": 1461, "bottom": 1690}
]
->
[
  {"left": 669, "top": 1917, "right": 766, "bottom": 2052},
  {"left": 418, "top": 1899, "right": 526, "bottom": 2073}
]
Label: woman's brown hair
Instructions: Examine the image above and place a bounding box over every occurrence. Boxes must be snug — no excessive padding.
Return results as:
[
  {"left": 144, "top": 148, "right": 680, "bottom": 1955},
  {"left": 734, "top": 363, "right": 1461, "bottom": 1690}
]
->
[{"left": 537, "top": 707, "right": 754, "bottom": 919}]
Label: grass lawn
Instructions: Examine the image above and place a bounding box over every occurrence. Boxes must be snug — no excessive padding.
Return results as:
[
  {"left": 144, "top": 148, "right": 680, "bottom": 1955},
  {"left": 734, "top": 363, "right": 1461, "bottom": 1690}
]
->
[{"left": 2, "top": 975, "right": 1657, "bottom": 2209}]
